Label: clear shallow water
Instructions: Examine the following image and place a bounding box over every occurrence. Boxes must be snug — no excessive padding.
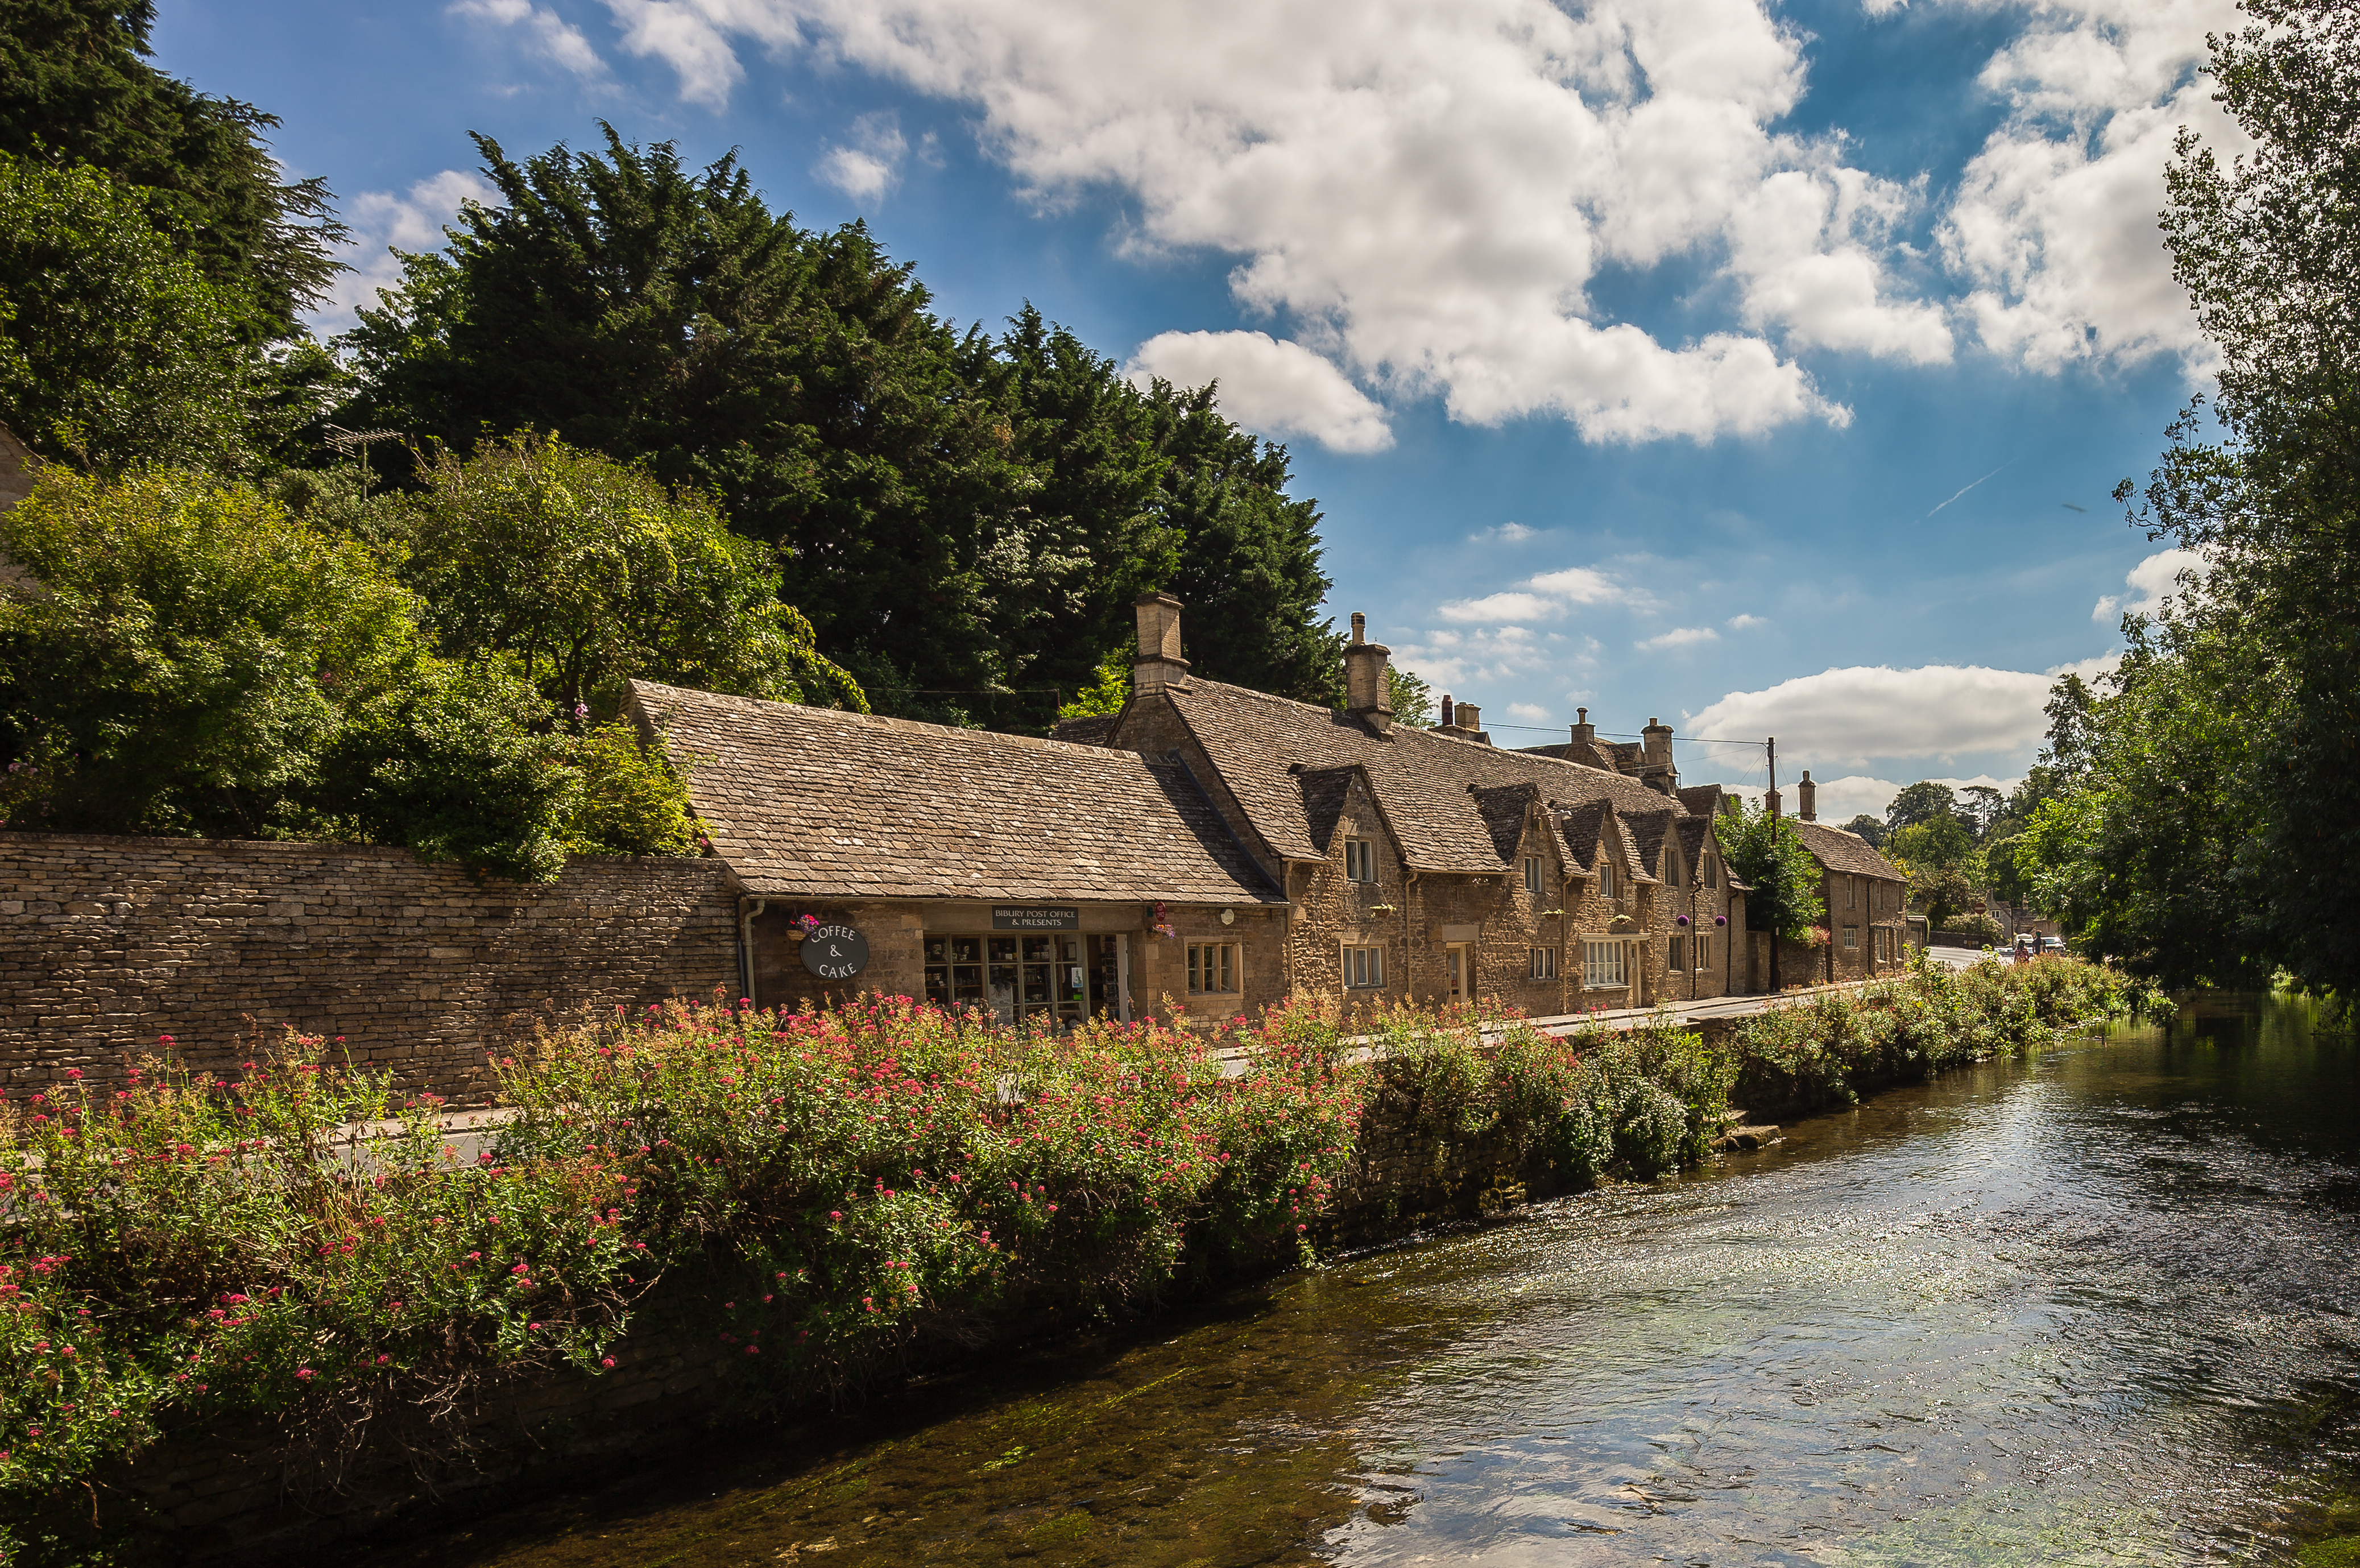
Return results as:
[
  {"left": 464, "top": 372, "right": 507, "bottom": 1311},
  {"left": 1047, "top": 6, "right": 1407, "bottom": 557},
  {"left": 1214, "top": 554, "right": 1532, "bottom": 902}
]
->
[{"left": 358, "top": 994, "right": 2360, "bottom": 1568}]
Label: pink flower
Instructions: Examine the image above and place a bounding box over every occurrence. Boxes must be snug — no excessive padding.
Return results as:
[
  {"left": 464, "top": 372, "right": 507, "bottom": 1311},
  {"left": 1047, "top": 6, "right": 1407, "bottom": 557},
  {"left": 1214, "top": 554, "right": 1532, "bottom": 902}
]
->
[
  {"left": 601, "top": 1356, "right": 616, "bottom": 1368},
  {"left": 295, "top": 1368, "right": 316, "bottom": 1381}
]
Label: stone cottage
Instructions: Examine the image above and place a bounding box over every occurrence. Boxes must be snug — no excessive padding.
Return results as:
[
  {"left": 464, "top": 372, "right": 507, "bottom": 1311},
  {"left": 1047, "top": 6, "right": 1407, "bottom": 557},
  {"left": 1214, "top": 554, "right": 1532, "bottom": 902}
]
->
[
  {"left": 627, "top": 681, "right": 1289, "bottom": 1027},
  {"left": 1779, "top": 770, "right": 1912, "bottom": 986},
  {"left": 1050, "top": 596, "right": 1755, "bottom": 1013}
]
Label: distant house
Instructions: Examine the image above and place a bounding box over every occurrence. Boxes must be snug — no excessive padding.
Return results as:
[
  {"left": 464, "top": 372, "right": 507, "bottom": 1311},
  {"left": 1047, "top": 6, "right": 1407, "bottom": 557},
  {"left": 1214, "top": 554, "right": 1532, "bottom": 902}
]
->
[{"left": 1779, "top": 771, "right": 1912, "bottom": 986}]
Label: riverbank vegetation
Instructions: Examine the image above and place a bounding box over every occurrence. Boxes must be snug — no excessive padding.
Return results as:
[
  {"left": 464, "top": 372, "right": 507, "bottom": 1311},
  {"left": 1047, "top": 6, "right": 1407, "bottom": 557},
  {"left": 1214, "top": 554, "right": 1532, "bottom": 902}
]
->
[{"left": 0, "top": 956, "right": 2147, "bottom": 1548}]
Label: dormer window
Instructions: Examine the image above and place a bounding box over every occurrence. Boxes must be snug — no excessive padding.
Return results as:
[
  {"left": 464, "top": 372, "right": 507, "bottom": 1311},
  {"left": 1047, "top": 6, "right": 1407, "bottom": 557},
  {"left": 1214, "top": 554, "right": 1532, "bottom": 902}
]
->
[
  {"left": 1522, "top": 855, "right": 1543, "bottom": 895},
  {"left": 1344, "top": 838, "right": 1375, "bottom": 883},
  {"left": 1665, "top": 847, "right": 1684, "bottom": 887},
  {"left": 1599, "top": 859, "right": 1616, "bottom": 899},
  {"left": 1704, "top": 854, "right": 1718, "bottom": 889}
]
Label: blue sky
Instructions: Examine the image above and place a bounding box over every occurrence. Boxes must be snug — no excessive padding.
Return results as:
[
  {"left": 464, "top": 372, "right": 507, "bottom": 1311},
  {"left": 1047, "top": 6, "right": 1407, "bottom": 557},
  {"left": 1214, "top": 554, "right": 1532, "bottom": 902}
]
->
[{"left": 151, "top": 0, "right": 2238, "bottom": 821}]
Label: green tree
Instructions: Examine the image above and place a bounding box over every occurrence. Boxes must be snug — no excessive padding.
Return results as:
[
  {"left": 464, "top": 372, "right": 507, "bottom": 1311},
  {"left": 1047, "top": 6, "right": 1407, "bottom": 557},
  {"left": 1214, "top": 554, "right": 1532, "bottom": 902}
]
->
[
  {"left": 394, "top": 432, "right": 865, "bottom": 719},
  {"left": 0, "top": 0, "right": 345, "bottom": 341},
  {"left": 1887, "top": 813, "right": 1973, "bottom": 871},
  {"left": 2101, "top": 0, "right": 2360, "bottom": 997},
  {"left": 339, "top": 131, "right": 1344, "bottom": 727},
  {"left": 1388, "top": 664, "right": 1435, "bottom": 728},
  {"left": 0, "top": 464, "right": 419, "bottom": 838},
  {"left": 1714, "top": 805, "right": 1826, "bottom": 943},
  {"left": 1057, "top": 652, "right": 1129, "bottom": 722},
  {"left": 1838, "top": 813, "right": 1887, "bottom": 849},
  {"left": 0, "top": 152, "right": 276, "bottom": 469},
  {"left": 1959, "top": 784, "right": 2005, "bottom": 840},
  {"left": 1885, "top": 780, "right": 1957, "bottom": 834}
]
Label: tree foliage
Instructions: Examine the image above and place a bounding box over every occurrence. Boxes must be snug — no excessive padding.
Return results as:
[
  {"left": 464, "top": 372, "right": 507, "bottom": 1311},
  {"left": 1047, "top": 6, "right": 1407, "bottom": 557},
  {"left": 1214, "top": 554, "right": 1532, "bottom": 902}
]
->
[
  {"left": 394, "top": 432, "right": 866, "bottom": 719},
  {"left": 338, "top": 130, "right": 1340, "bottom": 729},
  {"left": 0, "top": 152, "right": 279, "bottom": 470},
  {"left": 0, "top": 0, "right": 345, "bottom": 341},
  {"left": 0, "top": 465, "right": 707, "bottom": 880},
  {"left": 1387, "top": 664, "right": 1436, "bottom": 729},
  {"left": 1713, "top": 804, "right": 1827, "bottom": 943},
  {"left": 1838, "top": 813, "right": 1887, "bottom": 848},
  {"left": 2026, "top": 1, "right": 2359, "bottom": 994},
  {"left": 1885, "top": 780, "right": 1956, "bottom": 834}
]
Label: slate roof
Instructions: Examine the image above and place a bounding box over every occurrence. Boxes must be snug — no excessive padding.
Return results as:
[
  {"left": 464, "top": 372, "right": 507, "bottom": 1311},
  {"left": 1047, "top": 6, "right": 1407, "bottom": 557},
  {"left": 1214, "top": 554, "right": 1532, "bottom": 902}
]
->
[
  {"left": 1049, "top": 714, "right": 1119, "bottom": 748},
  {"left": 1153, "top": 680, "right": 1693, "bottom": 872},
  {"left": 1791, "top": 819, "right": 1907, "bottom": 882},
  {"left": 631, "top": 681, "right": 1283, "bottom": 904}
]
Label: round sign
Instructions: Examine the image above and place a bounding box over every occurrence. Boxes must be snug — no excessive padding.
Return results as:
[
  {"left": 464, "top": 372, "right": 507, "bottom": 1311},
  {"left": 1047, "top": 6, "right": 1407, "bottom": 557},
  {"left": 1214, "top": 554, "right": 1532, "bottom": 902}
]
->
[{"left": 800, "top": 923, "right": 870, "bottom": 980}]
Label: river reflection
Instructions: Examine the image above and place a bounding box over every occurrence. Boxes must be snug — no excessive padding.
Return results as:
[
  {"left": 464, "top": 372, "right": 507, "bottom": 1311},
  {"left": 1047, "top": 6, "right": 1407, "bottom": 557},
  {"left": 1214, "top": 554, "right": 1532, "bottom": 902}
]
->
[{"left": 359, "top": 992, "right": 2359, "bottom": 1567}]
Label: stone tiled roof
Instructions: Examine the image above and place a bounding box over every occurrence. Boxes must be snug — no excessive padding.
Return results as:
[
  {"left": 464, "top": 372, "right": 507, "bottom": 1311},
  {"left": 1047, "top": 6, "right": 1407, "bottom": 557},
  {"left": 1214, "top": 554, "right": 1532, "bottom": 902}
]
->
[
  {"left": 631, "top": 681, "right": 1283, "bottom": 904},
  {"left": 1791, "top": 819, "right": 1906, "bottom": 882},
  {"left": 1049, "top": 714, "right": 1119, "bottom": 748},
  {"left": 1622, "top": 808, "right": 1679, "bottom": 883},
  {"left": 1157, "top": 680, "right": 1688, "bottom": 872},
  {"left": 1552, "top": 800, "right": 1608, "bottom": 874}
]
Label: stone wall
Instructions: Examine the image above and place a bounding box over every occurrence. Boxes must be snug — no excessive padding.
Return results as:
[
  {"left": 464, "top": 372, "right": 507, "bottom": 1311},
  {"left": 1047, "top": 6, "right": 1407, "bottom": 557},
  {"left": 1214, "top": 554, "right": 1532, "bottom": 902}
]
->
[{"left": 0, "top": 833, "right": 742, "bottom": 1101}]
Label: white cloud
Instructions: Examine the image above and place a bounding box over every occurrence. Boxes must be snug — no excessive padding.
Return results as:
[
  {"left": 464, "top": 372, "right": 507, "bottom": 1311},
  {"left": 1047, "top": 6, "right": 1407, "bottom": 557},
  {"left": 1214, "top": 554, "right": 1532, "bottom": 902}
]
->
[
  {"left": 1474, "top": 522, "right": 1539, "bottom": 543},
  {"left": 1434, "top": 563, "right": 1624, "bottom": 624},
  {"left": 1937, "top": 0, "right": 2245, "bottom": 371},
  {"left": 1508, "top": 702, "right": 1551, "bottom": 722},
  {"left": 1637, "top": 625, "right": 1720, "bottom": 651},
  {"left": 1126, "top": 330, "right": 1393, "bottom": 453},
  {"left": 814, "top": 112, "right": 908, "bottom": 204},
  {"left": 1686, "top": 662, "right": 2073, "bottom": 768},
  {"left": 313, "top": 169, "right": 500, "bottom": 333},
  {"left": 452, "top": 0, "right": 610, "bottom": 78},
  {"left": 602, "top": 0, "right": 2002, "bottom": 441},
  {"left": 1390, "top": 625, "right": 1581, "bottom": 696},
  {"left": 1726, "top": 613, "right": 1768, "bottom": 630},
  {"left": 2092, "top": 546, "right": 2206, "bottom": 623}
]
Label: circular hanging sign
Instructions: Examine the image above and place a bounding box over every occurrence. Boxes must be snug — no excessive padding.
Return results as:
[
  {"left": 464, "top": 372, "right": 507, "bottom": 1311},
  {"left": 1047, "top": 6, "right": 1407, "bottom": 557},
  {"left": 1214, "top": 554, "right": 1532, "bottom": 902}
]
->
[{"left": 800, "top": 923, "right": 870, "bottom": 980}]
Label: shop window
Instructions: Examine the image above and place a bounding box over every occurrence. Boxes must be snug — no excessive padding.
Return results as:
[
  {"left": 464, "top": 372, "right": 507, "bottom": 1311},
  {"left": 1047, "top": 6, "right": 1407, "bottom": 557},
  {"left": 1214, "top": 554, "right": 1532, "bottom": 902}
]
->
[
  {"left": 1189, "top": 942, "right": 1240, "bottom": 995},
  {"left": 1583, "top": 940, "right": 1627, "bottom": 989},
  {"left": 1523, "top": 855, "right": 1543, "bottom": 895},
  {"left": 1344, "top": 838, "right": 1375, "bottom": 883},
  {"left": 1344, "top": 945, "right": 1385, "bottom": 988},
  {"left": 1528, "top": 946, "right": 1555, "bottom": 980},
  {"left": 924, "top": 933, "right": 1115, "bottom": 1024}
]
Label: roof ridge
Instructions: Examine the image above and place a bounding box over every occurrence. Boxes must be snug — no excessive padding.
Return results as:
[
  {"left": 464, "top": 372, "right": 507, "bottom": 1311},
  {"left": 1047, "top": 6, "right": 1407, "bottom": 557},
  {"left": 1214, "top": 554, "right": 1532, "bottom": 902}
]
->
[{"left": 630, "top": 679, "right": 1133, "bottom": 759}]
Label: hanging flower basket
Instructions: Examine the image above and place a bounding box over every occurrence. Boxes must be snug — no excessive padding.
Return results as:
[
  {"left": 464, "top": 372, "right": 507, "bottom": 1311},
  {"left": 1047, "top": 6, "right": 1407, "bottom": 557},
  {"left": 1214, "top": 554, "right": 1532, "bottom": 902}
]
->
[{"left": 1714, "top": 914, "right": 1728, "bottom": 928}]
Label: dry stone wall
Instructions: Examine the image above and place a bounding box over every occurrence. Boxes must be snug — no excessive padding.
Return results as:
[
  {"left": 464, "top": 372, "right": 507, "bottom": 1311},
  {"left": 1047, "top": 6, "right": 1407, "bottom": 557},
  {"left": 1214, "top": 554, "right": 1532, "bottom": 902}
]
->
[{"left": 0, "top": 833, "right": 742, "bottom": 1101}]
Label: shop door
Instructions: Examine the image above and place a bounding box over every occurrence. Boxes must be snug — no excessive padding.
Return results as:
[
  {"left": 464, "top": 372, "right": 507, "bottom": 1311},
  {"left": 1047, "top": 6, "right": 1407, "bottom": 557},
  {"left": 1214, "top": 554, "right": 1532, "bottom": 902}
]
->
[{"left": 1446, "top": 944, "right": 1472, "bottom": 1003}]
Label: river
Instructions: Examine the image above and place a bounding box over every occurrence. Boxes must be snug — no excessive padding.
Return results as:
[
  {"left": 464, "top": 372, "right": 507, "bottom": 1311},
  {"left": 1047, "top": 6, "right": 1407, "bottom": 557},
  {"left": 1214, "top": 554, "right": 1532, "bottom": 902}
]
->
[{"left": 357, "top": 992, "right": 2360, "bottom": 1567}]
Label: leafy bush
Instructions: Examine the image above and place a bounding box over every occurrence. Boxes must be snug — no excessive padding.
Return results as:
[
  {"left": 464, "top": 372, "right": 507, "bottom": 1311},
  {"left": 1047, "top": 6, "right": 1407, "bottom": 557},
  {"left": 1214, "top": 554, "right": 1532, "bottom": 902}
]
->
[{"left": 1941, "top": 912, "right": 2005, "bottom": 944}]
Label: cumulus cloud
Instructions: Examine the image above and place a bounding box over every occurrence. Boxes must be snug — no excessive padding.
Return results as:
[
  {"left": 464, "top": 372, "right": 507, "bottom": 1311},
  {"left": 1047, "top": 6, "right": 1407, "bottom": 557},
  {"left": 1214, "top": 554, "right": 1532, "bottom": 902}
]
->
[
  {"left": 1686, "top": 662, "right": 2073, "bottom": 768},
  {"left": 1127, "top": 330, "right": 1393, "bottom": 453},
  {"left": 452, "top": 0, "right": 610, "bottom": 78},
  {"left": 1726, "top": 613, "right": 1768, "bottom": 630},
  {"left": 1938, "top": 0, "right": 2244, "bottom": 370},
  {"left": 1726, "top": 771, "right": 2019, "bottom": 824},
  {"left": 1637, "top": 626, "right": 1719, "bottom": 652},
  {"left": 814, "top": 112, "right": 908, "bottom": 204},
  {"left": 1390, "top": 626, "right": 1589, "bottom": 697},
  {"left": 1473, "top": 522, "right": 1539, "bottom": 543},
  {"left": 596, "top": 0, "right": 2001, "bottom": 441},
  {"left": 1435, "top": 564, "right": 1623, "bottom": 624},
  {"left": 313, "top": 169, "right": 499, "bottom": 333},
  {"left": 2092, "top": 547, "right": 2206, "bottom": 623}
]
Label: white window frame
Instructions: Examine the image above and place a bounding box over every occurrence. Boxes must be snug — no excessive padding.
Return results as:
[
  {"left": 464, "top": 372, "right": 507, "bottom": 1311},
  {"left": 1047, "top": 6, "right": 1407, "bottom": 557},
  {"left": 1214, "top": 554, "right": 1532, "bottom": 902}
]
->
[
  {"left": 1528, "top": 945, "right": 1555, "bottom": 980},
  {"left": 1582, "top": 939, "right": 1628, "bottom": 990},
  {"left": 1344, "top": 837, "right": 1374, "bottom": 883},
  {"left": 1599, "top": 859, "right": 1616, "bottom": 899},
  {"left": 1343, "top": 944, "right": 1385, "bottom": 988},
  {"left": 1187, "top": 942, "right": 1241, "bottom": 995},
  {"left": 1842, "top": 925, "right": 1859, "bottom": 950},
  {"left": 1523, "top": 855, "right": 1543, "bottom": 895},
  {"left": 1696, "top": 933, "right": 1712, "bottom": 971}
]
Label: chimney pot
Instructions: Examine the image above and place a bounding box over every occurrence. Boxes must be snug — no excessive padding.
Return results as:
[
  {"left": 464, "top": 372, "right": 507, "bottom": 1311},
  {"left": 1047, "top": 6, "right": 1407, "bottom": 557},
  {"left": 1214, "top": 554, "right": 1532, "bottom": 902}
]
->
[
  {"left": 1456, "top": 701, "right": 1481, "bottom": 734},
  {"left": 1350, "top": 611, "right": 1365, "bottom": 644}
]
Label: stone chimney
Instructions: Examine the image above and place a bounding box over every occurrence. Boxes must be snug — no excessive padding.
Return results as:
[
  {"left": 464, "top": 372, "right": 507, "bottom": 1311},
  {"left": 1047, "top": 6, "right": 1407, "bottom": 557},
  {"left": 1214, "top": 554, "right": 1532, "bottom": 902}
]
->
[
  {"left": 1766, "top": 785, "right": 1782, "bottom": 818},
  {"left": 1638, "top": 717, "right": 1678, "bottom": 794},
  {"left": 1798, "top": 770, "right": 1817, "bottom": 822},
  {"left": 1132, "top": 592, "right": 1191, "bottom": 692},
  {"left": 1342, "top": 611, "right": 1393, "bottom": 735},
  {"left": 1434, "top": 696, "right": 1492, "bottom": 745},
  {"left": 1438, "top": 693, "right": 1453, "bottom": 726},
  {"left": 1571, "top": 708, "right": 1595, "bottom": 748}
]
